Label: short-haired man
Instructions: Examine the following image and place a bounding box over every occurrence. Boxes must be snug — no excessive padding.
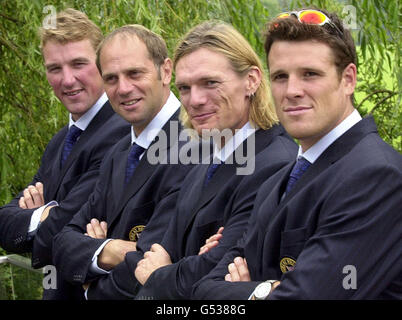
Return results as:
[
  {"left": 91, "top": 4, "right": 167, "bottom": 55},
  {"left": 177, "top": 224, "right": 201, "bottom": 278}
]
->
[
  {"left": 193, "top": 9, "right": 402, "bottom": 300},
  {"left": 52, "top": 25, "right": 194, "bottom": 299},
  {"left": 133, "top": 21, "right": 297, "bottom": 300},
  {"left": 0, "top": 8, "right": 130, "bottom": 299}
]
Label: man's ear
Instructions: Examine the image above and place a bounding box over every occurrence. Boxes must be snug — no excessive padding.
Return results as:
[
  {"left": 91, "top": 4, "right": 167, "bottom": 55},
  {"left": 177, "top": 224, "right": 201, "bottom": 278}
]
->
[
  {"left": 246, "top": 66, "right": 262, "bottom": 96},
  {"left": 160, "top": 57, "right": 173, "bottom": 86},
  {"left": 342, "top": 63, "right": 357, "bottom": 97}
]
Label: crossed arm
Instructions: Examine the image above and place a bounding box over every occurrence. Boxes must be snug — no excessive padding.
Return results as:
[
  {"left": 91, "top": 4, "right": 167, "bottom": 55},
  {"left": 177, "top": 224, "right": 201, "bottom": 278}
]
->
[
  {"left": 133, "top": 226, "right": 223, "bottom": 285},
  {"left": 134, "top": 226, "right": 280, "bottom": 297},
  {"left": 81, "top": 219, "right": 136, "bottom": 290}
]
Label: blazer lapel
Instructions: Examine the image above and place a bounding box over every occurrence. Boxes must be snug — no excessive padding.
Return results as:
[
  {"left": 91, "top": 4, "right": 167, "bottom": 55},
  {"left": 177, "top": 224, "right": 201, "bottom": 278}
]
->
[
  {"left": 110, "top": 144, "right": 131, "bottom": 206},
  {"left": 194, "top": 161, "right": 236, "bottom": 212},
  {"left": 46, "top": 126, "right": 68, "bottom": 201},
  {"left": 179, "top": 165, "right": 208, "bottom": 229}
]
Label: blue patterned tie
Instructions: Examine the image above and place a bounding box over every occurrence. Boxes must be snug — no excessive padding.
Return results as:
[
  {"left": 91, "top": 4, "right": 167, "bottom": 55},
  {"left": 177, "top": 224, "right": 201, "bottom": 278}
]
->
[
  {"left": 60, "top": 125, "right": 83, "bottom": 168},
  {"left": 125, "top": 143, "right": 145, "bottom": 184},
  {"left": 285, "top": 157, "right": 311, "bottom": 194},
  {"left": 204, "top": 162, "right": 222, "bottom": 186}
]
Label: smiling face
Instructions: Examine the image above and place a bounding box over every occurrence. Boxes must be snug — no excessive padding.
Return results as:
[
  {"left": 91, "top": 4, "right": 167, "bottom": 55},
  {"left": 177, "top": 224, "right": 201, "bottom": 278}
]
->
[
  {"left": 268, "top": 40, "right": 356, "bottom": 151},
  {"left": 99, "top": 35, "right": 171, "bottom": 136},
  {"left": 175, "top": 48, "right": 253, "bottom": 135},
  {"left": 43, "top": 39, "right": 104, "bottom": 121}
]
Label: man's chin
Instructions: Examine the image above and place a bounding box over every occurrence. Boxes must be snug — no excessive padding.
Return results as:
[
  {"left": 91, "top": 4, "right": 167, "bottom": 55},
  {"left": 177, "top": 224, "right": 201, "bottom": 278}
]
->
[{"left": 63, "top": 103, "right": 92, "bottom": 119}]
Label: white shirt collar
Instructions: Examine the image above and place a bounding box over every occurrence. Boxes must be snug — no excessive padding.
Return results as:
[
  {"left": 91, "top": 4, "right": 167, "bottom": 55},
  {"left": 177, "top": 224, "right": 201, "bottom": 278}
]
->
[
  {"left": 68, "top": 92, "right": 108, "bottom": 131},
  {"left": 298, "top": 109, "right": 362, "bottom": 163},
  {"left": 130, "top": 91, "right": 180, "bottom": 149},
  {"left": 213, "top": 122, "right": 257, "bottom": 162}
]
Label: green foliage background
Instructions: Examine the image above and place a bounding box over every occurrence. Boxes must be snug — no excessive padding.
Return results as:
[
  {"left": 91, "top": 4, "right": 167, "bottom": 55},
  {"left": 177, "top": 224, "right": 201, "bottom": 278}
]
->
[{"left": 0, "top": 0, "right": 400, "bottom": 299}]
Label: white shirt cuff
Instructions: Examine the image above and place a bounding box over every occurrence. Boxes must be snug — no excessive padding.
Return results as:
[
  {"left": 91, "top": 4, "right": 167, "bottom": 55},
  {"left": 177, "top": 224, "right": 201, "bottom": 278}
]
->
[
  {"left": 28, "top": 201, "right": 58, "bottom": 233},
  {"left": 89, "top": 238, "right": 114, "bottom": 275},
  {"left": 85, "top": 239, "right": 113, "bottom": 300}
]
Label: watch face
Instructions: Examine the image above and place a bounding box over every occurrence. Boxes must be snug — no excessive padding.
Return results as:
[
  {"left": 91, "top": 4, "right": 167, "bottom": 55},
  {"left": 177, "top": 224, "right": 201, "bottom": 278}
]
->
[{"left": 255, "top": 282, "right": 272, "bottom": 300}]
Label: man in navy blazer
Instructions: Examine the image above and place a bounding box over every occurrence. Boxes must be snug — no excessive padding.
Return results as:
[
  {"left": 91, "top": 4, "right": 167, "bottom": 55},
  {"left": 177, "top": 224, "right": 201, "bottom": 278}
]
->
[
  {"left": 0, "top": 8, "right": 130, "bottom": 294},
  {"left": 133, "top": 21, "right": 297, "bottom": 300},
  {"left": 52, "top": 24, "right": 194, "bottom": 299},
  {"left": 193, "top": 9, "right": 402, "bottom": 300}
]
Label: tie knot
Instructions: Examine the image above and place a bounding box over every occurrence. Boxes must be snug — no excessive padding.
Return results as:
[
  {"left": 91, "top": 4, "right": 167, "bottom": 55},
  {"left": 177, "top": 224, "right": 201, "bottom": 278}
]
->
[
  {"left": 128, "top": 143, "right": 145, "bottom": 160},
  {"left": 67, "top": 125, "right": 83, "bottom": 143},
  {"left": 290, "top": 157, "right": 311, "bottom": 179}
]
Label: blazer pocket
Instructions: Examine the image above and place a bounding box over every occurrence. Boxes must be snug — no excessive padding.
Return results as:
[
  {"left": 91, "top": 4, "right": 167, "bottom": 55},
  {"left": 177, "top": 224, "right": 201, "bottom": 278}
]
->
[
  {"left": 280, "top": 227, "right": 308, "bottom": 260},
  {"left": 120, "top": 200, "right": 155, "bottom": 241}
]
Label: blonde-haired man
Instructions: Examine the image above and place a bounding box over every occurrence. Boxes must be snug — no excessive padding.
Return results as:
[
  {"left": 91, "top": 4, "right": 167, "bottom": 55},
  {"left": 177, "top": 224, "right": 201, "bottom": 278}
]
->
[{"left": 0, "top": 8, "right": 130, "bottom": 299}]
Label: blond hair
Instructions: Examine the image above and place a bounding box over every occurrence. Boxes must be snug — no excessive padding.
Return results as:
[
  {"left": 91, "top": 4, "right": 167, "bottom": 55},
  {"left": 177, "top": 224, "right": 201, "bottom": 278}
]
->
[
  {"left": 174, "top": 20, "right": 278, "bottom": 130},
  {"left": 39, "top": 8, "right": 103, "bottom": 52}
]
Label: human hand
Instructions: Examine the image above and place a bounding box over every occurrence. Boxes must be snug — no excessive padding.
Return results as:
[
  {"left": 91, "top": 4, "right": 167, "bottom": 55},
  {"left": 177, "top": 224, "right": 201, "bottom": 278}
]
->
[
  {"left": 85, "top": 218, "right": 108, "bottom": 239},
  {"left": 224, "top": 257, "right": 251, "bottom": 282},
  {"left": 198, "top": 226, "right": 224, "bottom": 255},
  {"left": 19, "top": 182, "right": 44, "bottom": 209},
  {"left": 98, "top": 239, "right": 137, "bottom": 271},
  {"left": 135, "top": 244, "right": 172, "bottom": 285}
]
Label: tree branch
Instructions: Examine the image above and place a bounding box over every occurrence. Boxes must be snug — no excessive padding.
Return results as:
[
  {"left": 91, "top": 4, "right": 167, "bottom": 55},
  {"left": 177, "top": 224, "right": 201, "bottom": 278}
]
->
[
  {"left": 357, "top": 89, "right": 395, "bottom": 110},
  {"left": 0, "top": 12, "right": 21, "bottom": 24},
  {"left": 368, "top": 92, "right": 397, "bottom": 115}
]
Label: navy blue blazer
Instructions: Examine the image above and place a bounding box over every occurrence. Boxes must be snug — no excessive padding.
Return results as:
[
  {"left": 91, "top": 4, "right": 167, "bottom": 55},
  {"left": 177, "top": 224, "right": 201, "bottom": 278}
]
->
[
  {"left": 193, "top": 116, "right": 402, "bottom": 300},
  {"left": 0, "top": 101, "right": 130, "bottom": 259},
  {"left": 136, "top": 125, "right": 298, "bottom": 299},
  {"left": 52, "top": 111, "right": 195, "bottom": 299}
]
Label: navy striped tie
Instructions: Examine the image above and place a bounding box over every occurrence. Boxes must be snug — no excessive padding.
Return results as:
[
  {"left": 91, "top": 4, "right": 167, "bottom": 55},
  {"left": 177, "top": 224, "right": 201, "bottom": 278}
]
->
[
  {"left": 60, "top": 125, "right": 83, "bottom": 168},
  {"left": 285, "top": 157, "right": 311, "bottom": 194},
  {"left": 125, "top": 143, "right": 145, "bottom": 184}
]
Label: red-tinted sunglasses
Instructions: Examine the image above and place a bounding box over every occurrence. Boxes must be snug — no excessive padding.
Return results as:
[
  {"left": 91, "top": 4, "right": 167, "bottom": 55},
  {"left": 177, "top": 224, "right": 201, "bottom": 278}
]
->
[{"left": 276, "top": 9, "right": 343, "bottom": 36}]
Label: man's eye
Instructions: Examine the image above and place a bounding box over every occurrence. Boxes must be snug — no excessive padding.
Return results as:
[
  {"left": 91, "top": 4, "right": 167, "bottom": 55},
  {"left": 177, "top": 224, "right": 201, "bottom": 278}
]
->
[
  {"left": 272, "top": 74, "right": 287, "bottom": 81},
  {"left": 304, "top": 71, "right": 318, "bottom": 77},
  {"left": 206, "top": 80, "right": 219, "bottom": 87},
  {"left": 47, "top": 67, "right": 60, "bottom": 73},
  {"left": 103, "top": 76, "right": 116, "bottom": 84},
  {"left": 73, "top": 62, "right": 86, "bottom": 68},
  {"left": 177, "top": 85, "right": 190, "bottom": 92},
  {"left": 129, "top": 71, "right": 141, "bottom": 79}
]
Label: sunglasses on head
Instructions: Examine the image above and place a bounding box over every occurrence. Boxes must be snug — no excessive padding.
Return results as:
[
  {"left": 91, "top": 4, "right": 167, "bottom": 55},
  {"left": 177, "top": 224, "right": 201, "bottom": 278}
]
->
[{"left": 276, "top": 9, "right": 343, "bottom": 36}]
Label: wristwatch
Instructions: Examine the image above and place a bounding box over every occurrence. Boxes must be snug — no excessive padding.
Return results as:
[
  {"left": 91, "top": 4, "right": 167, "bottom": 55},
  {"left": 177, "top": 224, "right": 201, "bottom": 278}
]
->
[{"left": 248, "top": 280, "right": 277, "bottom": 300}]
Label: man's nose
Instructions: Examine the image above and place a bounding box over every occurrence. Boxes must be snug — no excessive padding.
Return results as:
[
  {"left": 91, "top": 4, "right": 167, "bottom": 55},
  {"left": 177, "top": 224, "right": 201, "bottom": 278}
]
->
[
  {"left": 189, "top": 86, "right": 207, "bottom": 108},
  {"left": 61, "top": 67, "right": 76, "bottom": 87},
  {"left": 285, "top": 75, "right": 305, "bottom": 99},
  {"left": 117, "top": 77, "right": 132, "bottom": 96}
]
